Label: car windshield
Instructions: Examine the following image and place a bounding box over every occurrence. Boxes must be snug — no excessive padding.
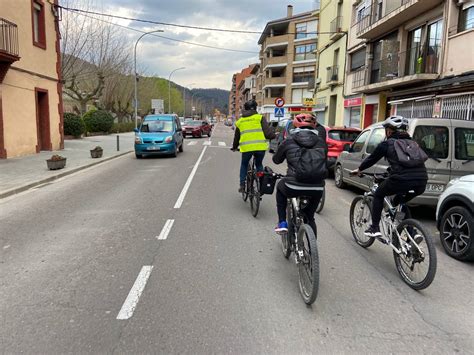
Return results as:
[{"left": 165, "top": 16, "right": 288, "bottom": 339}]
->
[
  {"left": 140, "top": 120, "right": 173, "bottom": 133},
  {"left": 187, "top": 121, "right": 202, "bottom": 126},
  {"left": 328, "top": 130, "right": 360, "bottom": 142}
]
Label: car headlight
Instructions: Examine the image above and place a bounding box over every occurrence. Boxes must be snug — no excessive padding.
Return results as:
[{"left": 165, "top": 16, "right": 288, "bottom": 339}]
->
[
  {"left": 135, "top": 136, "right": 142, "bottom": 144},
  {"left": 164, "top": 136, "right": 173, "bottom": 143},
  {"left": 446, "top": 178, "right": 460, "bottom": 189}
]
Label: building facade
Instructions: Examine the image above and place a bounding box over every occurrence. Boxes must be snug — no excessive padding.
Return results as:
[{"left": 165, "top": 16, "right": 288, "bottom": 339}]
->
[
  {"left": 0, "top": 0, "right": 64, "bottom": 158},
  {"left": 348, "top": 0, "right": 474, "bottom": 126},
  {"left": 257, "top": 5, "right": 319, "bottom": 121}
]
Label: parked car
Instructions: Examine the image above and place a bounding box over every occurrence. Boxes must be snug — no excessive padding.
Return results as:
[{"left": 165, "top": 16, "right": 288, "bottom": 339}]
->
[
  {"left": 182, "top": 120, "right": 212, "bottom": 138},
  {"left": 334, "top": 117, "right": 474, "bottom": 206},
  {"left": 134, "top": 114, "right": 184, "bottom": 158},
  {"left": 326, "top": 126, "right": 361, "bottom": 171},
  {"left": 269, "top": 119, "right": 291, "bottom": 153},
  {"left": 436, "top": 174, "right": 474, "bottom": 261}
]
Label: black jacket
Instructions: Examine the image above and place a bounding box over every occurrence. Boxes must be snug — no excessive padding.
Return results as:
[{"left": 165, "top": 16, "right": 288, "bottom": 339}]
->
[
  {"left": 273, "top": 128, "right": 327, "bottom": 177},
  {"left": 358, "top": 131, "right": 428, "bottom": 181},
  {"left": 231, "top": 110, "right": 276, "bottom": 150}
]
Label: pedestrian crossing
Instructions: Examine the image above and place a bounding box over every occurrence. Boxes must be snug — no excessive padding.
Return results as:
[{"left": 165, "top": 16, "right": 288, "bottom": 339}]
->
[{"left": 187, "top": 140, "right": 227, "bottom": 147}]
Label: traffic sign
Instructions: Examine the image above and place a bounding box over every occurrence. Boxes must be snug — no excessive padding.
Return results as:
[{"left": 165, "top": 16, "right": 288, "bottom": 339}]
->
[
  {"left": 275, "top": 97, "right": 285, "bottom": 108},
  {"left": 274, "top": 107, "right": 285, "bottom": 117}
]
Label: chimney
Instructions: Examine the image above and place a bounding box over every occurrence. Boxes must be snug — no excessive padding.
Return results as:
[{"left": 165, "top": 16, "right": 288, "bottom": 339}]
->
[{"left": 287, "top": 5, "right": 293, "bottom": 17}]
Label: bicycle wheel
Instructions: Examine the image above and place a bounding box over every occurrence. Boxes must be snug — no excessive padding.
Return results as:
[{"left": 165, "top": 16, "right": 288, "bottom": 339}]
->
[
  {"left": 281, "top": 203, "right": 294, "bottom": 259},
  {"left": 297, "top": 223, "right": 319, "bottom": 305},
  {"left": 250, "top": 173, "right": 260, "bottom": 217},
  {"left": 315, "top": 188, "right": 325, "bottom": 214},
  {"left": 393, "top": 219, "right": 437, "bottom": 290},
  {"left": 241, "top": 169, "right": 250, "bottom": 202},
  {"left": 350, "top": 196, "right": 375, "bottom": 248}
]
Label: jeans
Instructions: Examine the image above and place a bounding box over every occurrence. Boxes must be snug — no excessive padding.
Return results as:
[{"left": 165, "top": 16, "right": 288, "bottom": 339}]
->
[
  {"left": 240, "top": 151, "right": 265, "bottom": 185},
  {"left": 276, "top": 178, "right": 323, "bottom": 235},
  {"left": 371, "top": 178, "right": 426, "bottom": 227}
]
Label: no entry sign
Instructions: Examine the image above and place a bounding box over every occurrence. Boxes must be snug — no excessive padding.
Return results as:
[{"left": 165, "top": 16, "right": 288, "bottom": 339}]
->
[{"left": 274, "top": 97, "right": 285, "bottom": 108}]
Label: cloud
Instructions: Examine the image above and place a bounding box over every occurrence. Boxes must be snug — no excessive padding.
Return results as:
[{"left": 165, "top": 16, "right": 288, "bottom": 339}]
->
[{"left": 66, "top": 0, "right": 317, "bottom": 88}]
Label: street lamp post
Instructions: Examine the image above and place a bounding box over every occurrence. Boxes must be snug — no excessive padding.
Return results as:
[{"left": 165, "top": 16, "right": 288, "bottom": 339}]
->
[
  {"left": 183, "top": 83, "right": 195, "bottom": 119},
  {"left": 168, "top": 67, "right": 185, "bottom": 113},
  {"left": 134, "top": 29, "right": 164, "bottom": 128},
  {"left": 191, "top": 92, "right": 199, "bottom": 118}
]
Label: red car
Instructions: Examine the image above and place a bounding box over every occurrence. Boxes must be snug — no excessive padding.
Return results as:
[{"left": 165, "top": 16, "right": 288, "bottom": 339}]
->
[
  {"left": 325, "top": 126, "right": 361, "bottom": 170},
  {"left": 182, "top": 120, "right": 212, "bottom": 138}
]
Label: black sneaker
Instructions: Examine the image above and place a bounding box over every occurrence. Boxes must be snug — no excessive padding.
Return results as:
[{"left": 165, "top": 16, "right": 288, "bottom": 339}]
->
[
  {"left": 238, "top": 184, "right": 245, "bottom": 193},
  {"left": 364, "top": 225, "right": 382, "bottom": 237}
]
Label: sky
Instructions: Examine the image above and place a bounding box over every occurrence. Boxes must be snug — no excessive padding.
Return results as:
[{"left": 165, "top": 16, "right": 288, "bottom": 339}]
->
[{"left": 63, "top": 0, "right": 318, "bottom": 90}]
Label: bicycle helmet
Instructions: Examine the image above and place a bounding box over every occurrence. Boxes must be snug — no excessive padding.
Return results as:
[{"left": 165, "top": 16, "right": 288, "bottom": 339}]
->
[
  {"left": 293, "top": 113, "right": 316, "bottom": 128},
  {"left": 382, "top": 115, "right": 408, "bottom": 130},
  {"left": 244, "top": 99, "right": 257, "bottom": 111}
]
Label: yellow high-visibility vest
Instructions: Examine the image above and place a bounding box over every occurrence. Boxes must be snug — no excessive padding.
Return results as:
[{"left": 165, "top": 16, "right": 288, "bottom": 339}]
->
[{"left": 235, "top": 114, "right": 268, "bottom": 153}]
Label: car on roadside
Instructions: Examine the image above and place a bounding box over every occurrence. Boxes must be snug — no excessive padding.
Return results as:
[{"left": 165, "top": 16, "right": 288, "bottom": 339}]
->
[
  {"left": 134, "top": 114, "right": 184, "bottom": 158},
  {"left": 182, "top": 120, "right": 212, "bottom": 138},
  {"left": 326, "top": 126, "right": 361, "bottom": 171},
  {"left": 436, "top": 174, "right": 474, "bottom": 261},
  {"left": 334, "top": 117, "right": 474, "bottom": 206},
  {"left": 269, "top": 119, "right": 291, "bottom": 153}
]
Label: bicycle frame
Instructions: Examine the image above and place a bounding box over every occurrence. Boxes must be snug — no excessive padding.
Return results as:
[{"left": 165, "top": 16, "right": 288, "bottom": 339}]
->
[{"left": 290, "top": 197, "right": 307, "bottom": 262}]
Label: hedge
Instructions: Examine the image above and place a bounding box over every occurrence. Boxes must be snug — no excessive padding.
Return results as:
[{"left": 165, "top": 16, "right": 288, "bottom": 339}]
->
[
  {"left": 63, "top": 112, "right": 85, "bottom": 138},
  {"left": 83, "top": 110, "right": 114, "bottom": 133},
  {"left": 112, "top": 122, "right": 136, "bottom": 133}
]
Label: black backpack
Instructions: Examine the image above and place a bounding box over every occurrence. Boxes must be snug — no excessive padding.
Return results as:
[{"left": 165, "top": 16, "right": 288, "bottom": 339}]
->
[
  {"left": 295, "top": 145, "right": 327, "bottom": 183},
  {"left": 393, "top": 138, "right": 428, "bottom": 168}
]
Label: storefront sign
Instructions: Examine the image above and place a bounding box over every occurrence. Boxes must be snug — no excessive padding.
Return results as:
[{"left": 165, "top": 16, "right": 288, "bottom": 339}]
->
[
  {"left": 288, "top": 107, "right": 313, "bottom": 112},
  {"left": 303, "top": 98, "right": 314, "bottom": 106},
  {"left": 344, "top": 97, "right": 362, "bottom": 107}
]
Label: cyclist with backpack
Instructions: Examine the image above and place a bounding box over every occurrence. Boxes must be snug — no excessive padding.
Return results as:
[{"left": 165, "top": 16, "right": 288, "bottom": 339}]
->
[
  {"left": 350, "top": 116, "right": 428, "bottom": 237},
  {"left": 272, "top": 113, "right": 328, "bottom": 234}
]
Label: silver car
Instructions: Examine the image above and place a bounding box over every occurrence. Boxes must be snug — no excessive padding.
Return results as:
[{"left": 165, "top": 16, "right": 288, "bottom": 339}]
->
[{"left": 334, "top": 118, "right": 474, "bottom": 206}]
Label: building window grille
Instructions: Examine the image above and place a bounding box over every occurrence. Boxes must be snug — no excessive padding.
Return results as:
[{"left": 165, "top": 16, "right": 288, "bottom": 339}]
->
[
  {"left": 413, "top": 99, "right": 435, "bottom": 118},
  {"left": 442, "top": 95, "right": 471, "bottom": 120}
]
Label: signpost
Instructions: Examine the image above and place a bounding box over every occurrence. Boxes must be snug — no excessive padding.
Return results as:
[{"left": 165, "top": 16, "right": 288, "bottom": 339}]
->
[
  {"left": 151, "top": 99, "right": 164, "bottom": 114},
  {"left": 274, "top": 107, "right": 285, "bottom": 118},
  {"left": 275, "top": 97, "right": 285, "bottom": 108}
]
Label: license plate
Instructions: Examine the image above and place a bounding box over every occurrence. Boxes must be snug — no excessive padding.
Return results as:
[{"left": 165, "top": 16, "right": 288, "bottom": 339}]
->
[
  {"left": 147, "top": 145, "right": 160, "bottom": 151},
  {"left": 425, "top": 183, "right": 444, "bottom": 193}
]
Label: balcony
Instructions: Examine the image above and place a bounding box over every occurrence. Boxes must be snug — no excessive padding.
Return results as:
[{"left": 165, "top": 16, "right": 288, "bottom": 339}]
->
[
  {"left": 326, "top": 66, "right": 339, "bottom": 85},
  {"left": 330, "top": 16, "right": 344, "bottom": 41},
  {"left": 264, "top": 55, "right": 288, "bottom": 69},
  {"left": 263, "top": 76, "right": 286, "bottom": 88},
  {"left": 264, "top": 34, "right": 289, "bottom": 50},
  {"left": 353, "top": 46, "right": 440, "bottom": 93},
  {"left": 356, "top": 0, "right": 443, "bottom": 40},
  {"left": 0, "top": 18, "right": 20, "bottom": 83}
]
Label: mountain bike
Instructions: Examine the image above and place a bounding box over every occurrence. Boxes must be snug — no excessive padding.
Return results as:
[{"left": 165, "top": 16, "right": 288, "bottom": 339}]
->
[
  {"left": 273, "top": 173, "right": 320, "bottom": 305},
  {"left": 241, "top": 155, "right": 261, "bottom": 217},
  {"left": 315, "top": 187, "right": 325, "bottom": 214},
  {"left": 349, "top": 173, "right": 437, "bottom": 290}
]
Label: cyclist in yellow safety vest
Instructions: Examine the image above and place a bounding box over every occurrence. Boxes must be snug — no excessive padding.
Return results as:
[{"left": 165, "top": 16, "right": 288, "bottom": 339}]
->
[{"left": 231, "top": 99, "right": 276, "bottom": 193}]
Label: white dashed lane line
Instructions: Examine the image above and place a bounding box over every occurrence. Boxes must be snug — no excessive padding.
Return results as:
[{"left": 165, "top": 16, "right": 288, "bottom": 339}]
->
[
  {"left": 218, "top": 142, "right": 226, "bottom": 146},
  {"left": 116, "top": 266, "right": 153, "bottom": 320},
  {"left": 157, "top": 219, "right": 174, "bottom": 240},
  {"left": 203, "top": 141, "right": 211, "bottom": 146},
  {"left": 187, "top": 141, "right": 197, "bottom": 146}
]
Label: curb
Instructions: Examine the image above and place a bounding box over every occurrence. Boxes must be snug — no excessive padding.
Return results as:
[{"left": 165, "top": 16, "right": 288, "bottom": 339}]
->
[{"left": 0, "top": 151, "right": 133, "bottom": 200}]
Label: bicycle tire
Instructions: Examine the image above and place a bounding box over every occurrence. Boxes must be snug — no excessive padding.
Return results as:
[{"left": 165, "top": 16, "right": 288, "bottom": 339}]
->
[
  {"left": 250, "top": 174, "right": 260, "bottom": 217},
  {"left": 350, "top": 196, "right": 375, "bottom": 248},
  {"left": 241, "top": 167, "right": 251, "bottom": 202},
  {"left": 393, "top": 219, "right": 437, "bottom": 290},
  {"left": 281, "top": 203, "right": 294, "bottom": 259},
  {"left": 315, "top": 188, "right": 325, "bottom": 214},
  {"left": 297, "top": 223, "right": 319, "bottom": 305}
]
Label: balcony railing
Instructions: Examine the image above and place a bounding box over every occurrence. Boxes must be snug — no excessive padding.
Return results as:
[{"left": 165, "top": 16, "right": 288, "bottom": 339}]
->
[
  {"left": 352, "top": 67, "right": 366, "bottom": 89},
  {"left": 356, "top": 0, "right": 412, "bottom": 35},
  {"left": 326, "top": 66, "right": 339, "bottom": 84},
  {"left": 330, "top": 16, "right": 343, "bottom": 34},
  {"left": 0, "top": 18, "right": 19, "bottom": 58}
]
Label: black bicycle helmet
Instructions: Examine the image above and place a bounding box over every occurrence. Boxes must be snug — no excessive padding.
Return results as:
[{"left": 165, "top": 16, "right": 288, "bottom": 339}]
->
[
  {"left": 244, "top": 99, "right": 257, "bottom": 111},
  {"left": 382, "top": 115, "right": 408, "bottom": 130}
]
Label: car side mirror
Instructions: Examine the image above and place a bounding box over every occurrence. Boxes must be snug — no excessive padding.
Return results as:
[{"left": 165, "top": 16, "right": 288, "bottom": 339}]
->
[
  {"left": 133, "top": 128, "right": 139, "bottom": 133},
  {"left": 343, "top": 143, "right": 351, "bottom": 152}
]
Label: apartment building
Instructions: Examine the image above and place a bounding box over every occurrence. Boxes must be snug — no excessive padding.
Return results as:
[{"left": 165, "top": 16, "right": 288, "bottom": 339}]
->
[
  {"left": 228, "top": 64, "right": 257, "bottom": 119},
  {"left": 257, "top": 5, "right": 319, "bottom": 121},
  {"left": 228, "top": 74, "right": 237, "bottom": 118},
  {"left": 314, "top": 0, "right": 351, "bottom": 126},
  {"left": 240, "top": 64, "right": 259, "bottom": 104},
  {"left": 347, "top": 0, "right": 474, "bottom": 126},
  {"left": 0, "top": 0, "right": 64, "bottom": 158}
]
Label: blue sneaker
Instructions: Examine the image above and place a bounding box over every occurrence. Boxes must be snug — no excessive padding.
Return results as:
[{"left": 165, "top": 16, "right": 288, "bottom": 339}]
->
[{"left": 275, "top": 221, "right": 288, "bottom": 234}]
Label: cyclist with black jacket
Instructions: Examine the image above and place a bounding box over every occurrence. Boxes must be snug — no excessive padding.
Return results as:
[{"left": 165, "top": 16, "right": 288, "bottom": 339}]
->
[{"left": 351, "top": 116, "right": 428, "bottom": 237}]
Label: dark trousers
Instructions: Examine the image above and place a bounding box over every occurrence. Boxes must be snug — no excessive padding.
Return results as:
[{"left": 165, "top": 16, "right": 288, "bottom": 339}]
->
[
  {"left": 240, "top": 151, "right": 265, "bottom": 184},
  {"left": 276, "top": 178, "right": 323, "bottom": 234},
  {"left": 371, "top": 178, "right": 426, "bottom": 226}
]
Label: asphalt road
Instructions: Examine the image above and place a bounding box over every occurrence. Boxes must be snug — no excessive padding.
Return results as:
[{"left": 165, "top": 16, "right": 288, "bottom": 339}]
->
[{"left": 1, "top": 124, "right": 473, "bottom": 354}]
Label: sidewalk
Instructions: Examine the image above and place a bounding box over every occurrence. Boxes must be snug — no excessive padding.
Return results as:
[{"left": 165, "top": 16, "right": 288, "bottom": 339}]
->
[{"left": 0, "top": 133, "right": 135, "bottom": 199}]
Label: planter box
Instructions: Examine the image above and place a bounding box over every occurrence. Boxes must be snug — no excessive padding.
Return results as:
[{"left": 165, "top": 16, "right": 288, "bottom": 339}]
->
[
  {"left": 46, "top": 158, "right": 67, "bottom": 170},
  {"left": 90, "top": 149, "right": 103, "bottom": 158}
]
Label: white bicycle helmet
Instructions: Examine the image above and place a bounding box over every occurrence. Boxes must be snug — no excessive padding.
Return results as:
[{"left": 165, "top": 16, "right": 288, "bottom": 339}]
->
[{"left": 382, "top": 115, "right": 408, "bottom": 130}]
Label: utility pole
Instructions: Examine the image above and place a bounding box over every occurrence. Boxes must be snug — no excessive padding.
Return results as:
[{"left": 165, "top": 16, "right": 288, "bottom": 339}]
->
[{"left": 168, "top": 67, "right": 185, "bottom": 113}]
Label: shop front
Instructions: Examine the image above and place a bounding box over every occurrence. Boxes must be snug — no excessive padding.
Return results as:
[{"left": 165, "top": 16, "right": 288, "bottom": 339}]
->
[{"left": 343, "top": 97, "right": 362, "bottom": 128}]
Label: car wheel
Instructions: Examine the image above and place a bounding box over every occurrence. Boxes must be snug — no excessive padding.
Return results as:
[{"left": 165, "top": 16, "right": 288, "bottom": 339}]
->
[
  {"left": 179, "top": 142, "right": 184, "bottom": 153},
  {"left": 440, "top": 206, "right": 474, "bottom": 261},
  {"left": 135, "top": 153, "right": 142, "bottom": 159},
  {"left": 171, "top": 144, "right": 178, "bottom": 158},
  {"left": 334, "top": 164, "right": 346, "bottom": 189},
  {"left": 208, "top": 130, "right": 212, "bottom": 137},
  {"left": 199, "top": 131, "right": 203, "bottom": 138}
]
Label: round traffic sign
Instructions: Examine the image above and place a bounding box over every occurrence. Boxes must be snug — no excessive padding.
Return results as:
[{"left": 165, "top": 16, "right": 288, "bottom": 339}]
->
[{"left": 275, "top": 97, "right": 285, "bottom": 108}]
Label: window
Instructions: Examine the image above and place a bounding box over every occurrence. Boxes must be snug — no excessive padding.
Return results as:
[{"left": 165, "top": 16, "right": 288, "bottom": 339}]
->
[
  {"left": 294, "top": 44, "right": 316, "bottom": 61},
  {"left": 32, "top": 0, "right": 46, "bottom": 48},
  {"left": 413, "top": 126, "right": 449, "bottom": 160},
  {"left": 406, "top": 20, "right": 442, "bottom": 75},
  {"left": 352, "top": 130, "right": 370, "bottom": 153},
  {"left": 328, "top": 130, "right": 360, "bottom": 142},
  {"left": 350, "top": 49, "right": 366, "bottom": 71},
  {"left": 291, "top": 88, "right": 312, "bottom": 104},
  {"left": 293, "top": 66, "right": 315, "bottom": 83},
  {"left": 295, "top": 20, "right": 317, "bottom": 39},
  {"left": 458, "top": 4, "right": 474, "bottom": 32},
  {"left": 455, "top": 128, "right": 474, "bottom": 160},
  {"left": 344, "top": 107, "right": 361, "bottom": 128},
  {"left": 141, "top": 120, "right": 174, "bottom": 133},
  {"left": 366, "top": 128, "right": 385, "bottom": 154}
]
